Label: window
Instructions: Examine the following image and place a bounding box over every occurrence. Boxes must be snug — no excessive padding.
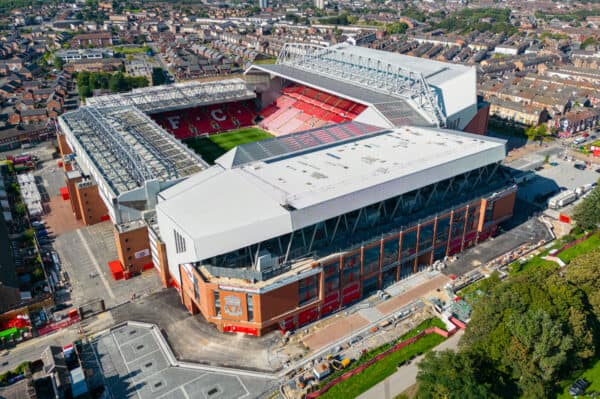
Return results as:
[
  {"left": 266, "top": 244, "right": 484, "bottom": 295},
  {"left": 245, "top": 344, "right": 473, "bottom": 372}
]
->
[
  {"left": 214, "top": 291, "right": 221, "bottom": 316},
  {"left": 363, "top": 246, "right": 380, "bottom": 275},
  {"left": 298, "top": 275, "right": 319, "bottom": 306},
  {"left": 174, "top": 230, "right": 186, "bottom": 254},
  {"left": 246, "top": 294, "right": 254, "bottom": 321}
]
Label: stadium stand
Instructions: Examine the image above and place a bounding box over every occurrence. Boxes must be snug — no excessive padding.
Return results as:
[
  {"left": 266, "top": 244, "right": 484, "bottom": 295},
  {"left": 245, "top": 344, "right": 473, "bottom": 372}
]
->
[
  {"left": 259, "top": 84, "right": 367, "bottom": 136},
  {"left": 152, "top": 100, "right": 257, "bottom": 140}
]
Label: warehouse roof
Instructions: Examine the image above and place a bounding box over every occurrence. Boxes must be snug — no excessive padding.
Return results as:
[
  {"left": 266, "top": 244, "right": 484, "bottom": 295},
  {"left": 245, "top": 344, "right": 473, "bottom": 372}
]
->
[{"left": 157, "top": 126, "right": 506, "bottom": 261}]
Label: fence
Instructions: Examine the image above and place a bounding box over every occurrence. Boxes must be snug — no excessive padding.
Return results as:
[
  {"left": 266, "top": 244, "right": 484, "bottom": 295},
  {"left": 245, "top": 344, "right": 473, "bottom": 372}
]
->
[
  {"left": 554, "top": 232, "right": 593, "bottom": 256},
  {"left": 306, "top": 326, "right": 452, "bottom": 398},
  {"left": 37, "top": 314, "right": 80, "bottom": 336}
]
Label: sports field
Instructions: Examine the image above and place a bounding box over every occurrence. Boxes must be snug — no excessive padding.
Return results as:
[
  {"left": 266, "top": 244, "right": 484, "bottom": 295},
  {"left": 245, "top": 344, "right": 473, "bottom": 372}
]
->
[{"left": 183, "top": 127, "right": 273, "bottom": 164}]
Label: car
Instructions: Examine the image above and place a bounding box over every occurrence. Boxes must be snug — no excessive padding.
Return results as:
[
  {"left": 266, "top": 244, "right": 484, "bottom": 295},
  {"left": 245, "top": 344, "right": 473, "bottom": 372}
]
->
[
  {"left": 568, "top": 379, "right": 590, "bottom": 396},
  {"left": 349, "top": 335, "right": 363, "bottom": 345},
  {"left": 574, "top": 164, "right": 586, "bottom": 170},
  {"left": 50, "top": 303, "right": 69, "bottom": 313},
  {"left": 397, "top": 361, "right": 406, "bottom": 368},
  {"left": 596, "top": 167, "right": 600, "bottom": 173}
]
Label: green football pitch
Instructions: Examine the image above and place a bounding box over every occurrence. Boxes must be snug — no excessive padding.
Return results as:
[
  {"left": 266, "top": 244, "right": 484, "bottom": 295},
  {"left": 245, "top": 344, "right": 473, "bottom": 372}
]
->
[{"left": 183, "top": 127, "right": 273, "bottom": 164}]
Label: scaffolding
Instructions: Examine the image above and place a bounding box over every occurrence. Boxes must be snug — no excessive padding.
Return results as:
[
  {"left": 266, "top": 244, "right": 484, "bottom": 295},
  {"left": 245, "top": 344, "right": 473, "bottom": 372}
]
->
[
  {"left": 85, "top": 78, "right": 256, "bottom": 114},
  {"left": 276, "top": 43, "right": 446, "bottom": 127}
]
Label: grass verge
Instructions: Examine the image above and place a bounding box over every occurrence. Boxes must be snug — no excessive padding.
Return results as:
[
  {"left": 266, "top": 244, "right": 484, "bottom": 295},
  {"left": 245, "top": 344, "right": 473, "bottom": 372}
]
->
[
  {"left": 317, "top": 318, "right": 446, "bottom": 399},
  {"left": 320, "top": 333, "right": 445, "bottom": 399}
]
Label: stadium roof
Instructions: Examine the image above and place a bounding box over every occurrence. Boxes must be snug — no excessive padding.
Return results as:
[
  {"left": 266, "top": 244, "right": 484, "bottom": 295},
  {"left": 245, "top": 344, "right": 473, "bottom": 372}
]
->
[
  {"left": 248, "top": 64, "right": 398, "bottom": 105},
  {"left": 157, "top": 126, "right": 506, "bottom": 262},
  {"left": 247, "top": 43, "right": 476, "bottom": 127},
  {"left": 215, "top": 121, "right": 382, "bottom": 169},
  {"left": 85, "top": 79, "right": 256, "bottom": 114},
  {"left": 331, "top": 44, "right": 473, "bottom": 86},
  {"left": 60, "top": 106, "right": 204, "bottom": 196}
]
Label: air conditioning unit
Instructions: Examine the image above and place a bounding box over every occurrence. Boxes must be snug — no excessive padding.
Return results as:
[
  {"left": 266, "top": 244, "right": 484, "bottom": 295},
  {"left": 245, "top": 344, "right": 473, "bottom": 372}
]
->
[{"left": 257, "top": 250, "right": 279, "bottom": 272}]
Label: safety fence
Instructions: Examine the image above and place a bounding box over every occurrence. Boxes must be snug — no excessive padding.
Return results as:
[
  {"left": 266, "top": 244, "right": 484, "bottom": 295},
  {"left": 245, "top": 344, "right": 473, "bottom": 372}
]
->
[{"left": 554, "top": 232, "right": 593, "bottom": 256}]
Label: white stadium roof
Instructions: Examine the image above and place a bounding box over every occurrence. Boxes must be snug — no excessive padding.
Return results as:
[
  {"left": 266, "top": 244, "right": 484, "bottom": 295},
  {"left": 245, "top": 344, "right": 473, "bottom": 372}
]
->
[
  {"left": 246, "top": 43, "right": 477, "bottom": 129},
  {"left": 157, "top": 125, "right": 506, "bottom": 262}
]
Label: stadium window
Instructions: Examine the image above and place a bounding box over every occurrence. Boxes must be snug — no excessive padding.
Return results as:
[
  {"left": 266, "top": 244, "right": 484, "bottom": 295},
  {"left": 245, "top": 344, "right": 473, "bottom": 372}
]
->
[
  {"left": 214, "top": 291, "right": 221, "bottom": 316},
  {"left": 173, "top": 230, "right": 187, "bottom": 254},
  {"left": 247, "top": 294, "right": 254, "bottom": 321}
]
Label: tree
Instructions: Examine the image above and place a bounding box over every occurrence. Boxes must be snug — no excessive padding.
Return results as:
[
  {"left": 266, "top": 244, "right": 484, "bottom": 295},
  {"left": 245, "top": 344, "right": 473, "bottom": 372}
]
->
[
  {"left": 565, "top": 248, "right": 600, "bottom": 318},
  {"left": 152, "top": 67, "right": 166, "bottom": 86},
  {"left": 461, "top": 265, "right": 598, "bottom": 397},
  {"left": 416, "top": 350, "right": 501, "bottom": 399},
  {"left": 53, "top": 55, "right": 65, "bottom": 70},
  {"left": 572, "top": 186, "right": 600, "bottom": 229},
  {"left": 78, "top": 84, "right": 92, "bottom": 99},
  {"left": 386, "top": 22, "right": 408, "bottom": 35}
]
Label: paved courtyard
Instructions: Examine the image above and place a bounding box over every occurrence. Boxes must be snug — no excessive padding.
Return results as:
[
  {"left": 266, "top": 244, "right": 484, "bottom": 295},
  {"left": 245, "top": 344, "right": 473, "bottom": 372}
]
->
[
  {"left": 53, "top": 221, "right": 162, "bottom": 309},
  {"left": 91, "top": 323, "right": 275, "bottom": 399}
]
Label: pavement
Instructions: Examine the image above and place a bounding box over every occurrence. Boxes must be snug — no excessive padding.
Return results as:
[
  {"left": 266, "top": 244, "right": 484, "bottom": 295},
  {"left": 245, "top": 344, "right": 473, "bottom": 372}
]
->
[
  {"left": 90, "top": 322, "right": 275, "bottom": 399},
  {"left": 111, "top": 289, "right": 291, "bottom": 372},
  {"left": 0, "top": 379, "right": 30, "bottom": 399},
  {"left": 302, "top": 273, "right": 449, "bottom": 352},
  {"left": 444, "top": 216, "right": 552, "bottom": 277},
  {"left": 53, "top": 221, "right": 162, "bottom": 309},
  {"left": 516, "top": 155, "right": 600, "bottom": 204},
  {"left": 357, "top": 329, "right": 465, "bottom": 399}
]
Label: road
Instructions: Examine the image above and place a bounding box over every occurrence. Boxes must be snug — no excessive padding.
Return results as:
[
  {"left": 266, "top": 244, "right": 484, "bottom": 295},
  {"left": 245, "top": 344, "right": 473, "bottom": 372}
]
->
[
  {"left": 357, "top": 329, "right": 464, "bottom": 399},
  {"left": 0, "top": 312, "right": 114, "bottom": 375}
]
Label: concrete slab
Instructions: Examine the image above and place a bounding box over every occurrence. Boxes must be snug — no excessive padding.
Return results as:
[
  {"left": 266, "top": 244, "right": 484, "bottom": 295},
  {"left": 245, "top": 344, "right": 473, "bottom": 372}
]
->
[
  {"left": 91, "top": 323, "right": 273, "bottom": 399},
  {"left": 54, "top": 221, "right": 162, "bottom": 308},
  {"left": 303, "top": 313, "right": 370, "bottom": 351}
]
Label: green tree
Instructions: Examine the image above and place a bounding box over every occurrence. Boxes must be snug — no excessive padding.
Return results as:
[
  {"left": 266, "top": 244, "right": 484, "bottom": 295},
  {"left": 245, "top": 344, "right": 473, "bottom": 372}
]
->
[
  {"left": 152, "top": 67, "right": 166, "bottom": 86},
  {"left": 78, "top": 84, "right": 92, "bottom": 99},
  {"left": 53, "top": 55, "right": 65, "bottom": 70},
  {"left": 14, "top": 202, "right": 26, "bottom": 216},
  {"left": 564, "top": 248, "right": 600, "bottom": 317},
  {"left": 416, "top": 350, "right": 500, "bottom": 399},
  {"left": 386, "top": 22, "right": 408, "bottom": 35},
  {"left": 31, "top": 266, "right": 44, "bottom": 282},
  {"left": 572, "top": 186, "right": 600, "bottom": 229}
]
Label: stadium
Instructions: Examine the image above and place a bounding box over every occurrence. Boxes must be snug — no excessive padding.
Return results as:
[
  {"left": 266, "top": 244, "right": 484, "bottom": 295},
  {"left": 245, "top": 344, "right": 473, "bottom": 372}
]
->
[{"left": 56, "top": 43, "right": 511, "bottom": 335}]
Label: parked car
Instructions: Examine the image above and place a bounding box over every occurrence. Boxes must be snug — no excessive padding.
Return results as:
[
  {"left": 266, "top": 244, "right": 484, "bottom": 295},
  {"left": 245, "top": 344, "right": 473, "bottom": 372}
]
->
[
  {"left": 574, "top": 163, "right": 586, "bottom": 170},
  {"left": 568, "top": 379, "right": 590, "bottom": 397},
  {"left": 50, "top": 303, "right": 70, "bottom": 313},
  {"left": 349, "top": 335, "right": 363, "bottom": 345}
]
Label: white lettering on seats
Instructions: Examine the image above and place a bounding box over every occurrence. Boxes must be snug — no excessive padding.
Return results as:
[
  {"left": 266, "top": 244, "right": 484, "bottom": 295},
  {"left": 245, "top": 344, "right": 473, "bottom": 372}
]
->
[
  {"left": 211, "top": 109, "right": 226, "bottom": 122},
  {"left": 167, "top": 116, "right": 180, "bottom": 129}
]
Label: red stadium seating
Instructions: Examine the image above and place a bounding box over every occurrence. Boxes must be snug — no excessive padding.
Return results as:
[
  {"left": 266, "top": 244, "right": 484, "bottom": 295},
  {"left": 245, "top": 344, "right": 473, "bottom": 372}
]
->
[
  {"left": 151, "top": 101, "right": 257, "bottom": 140},
  {"left": 260, "top": 84, "right": 366, "bottom": 136}
]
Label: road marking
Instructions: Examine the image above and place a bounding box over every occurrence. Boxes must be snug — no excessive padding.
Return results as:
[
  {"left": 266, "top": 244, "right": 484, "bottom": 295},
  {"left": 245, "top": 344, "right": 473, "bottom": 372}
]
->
[{"left": 77, "top": 229, "right": 115, "bottom": 299}]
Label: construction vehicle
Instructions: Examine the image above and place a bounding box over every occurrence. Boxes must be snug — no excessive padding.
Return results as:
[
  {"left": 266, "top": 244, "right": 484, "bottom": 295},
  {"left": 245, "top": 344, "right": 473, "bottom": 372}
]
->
[{"left": 330, "top": 357, "right": 351, "bottom": 371}]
